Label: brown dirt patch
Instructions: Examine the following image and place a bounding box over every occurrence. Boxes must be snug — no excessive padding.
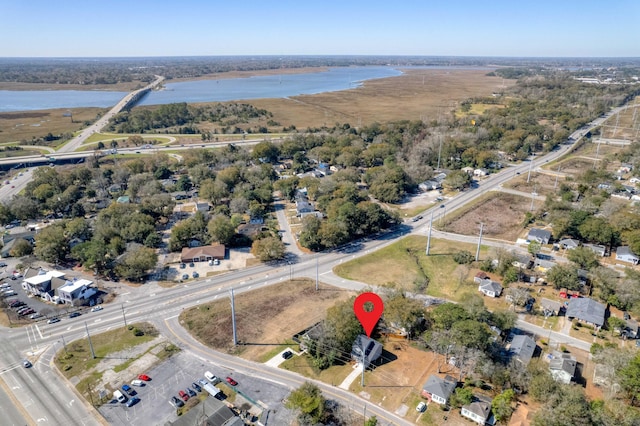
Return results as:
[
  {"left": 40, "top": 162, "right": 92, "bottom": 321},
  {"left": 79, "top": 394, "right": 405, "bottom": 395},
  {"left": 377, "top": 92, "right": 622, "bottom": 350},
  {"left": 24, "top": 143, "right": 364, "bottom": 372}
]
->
[
  {"left": 445, "top": 192, "right": 531, "bottom": 241},
  {"left": 179, "top": 279, "right": 355, "bottom": 361}
]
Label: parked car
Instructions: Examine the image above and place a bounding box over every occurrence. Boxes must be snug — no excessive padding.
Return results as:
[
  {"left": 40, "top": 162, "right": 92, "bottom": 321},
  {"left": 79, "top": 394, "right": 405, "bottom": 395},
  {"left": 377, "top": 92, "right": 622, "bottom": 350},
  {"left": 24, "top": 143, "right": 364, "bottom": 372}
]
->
[
  {"left": 131, "top": 379, "right": 144, "bottom": 387},
  {"left": 22, "top": 359, "right": 32, "bottom": 368},
  {"left": 179, "top": 390, "right": 189, "bottom": 402},
  {"left": 47, "top": 317, "right": 60, "bottom": 324},
  {"left": 170, "top": 396, "right": 184, "bottom": 408},
  {"left": 416, "top": 402, "right": 427, "bottom": 412},
  {"left": 181, "top": 274, "right": 189, "bottom": 280},
  {"left": 138, "top": 374, "right": 151, "bottom": 381},
  {"left": 29, "top": 313, "right": 42, "bottom": 319},
  {"left": 282, "top": 350, "right": 293, "bottom": 360},
  {"left": 225, "top": 377, "right": 238, "bottom": 386},
  {"left": 179, "top": 263, "right": 186, "bottom": 269},
  {"left": 192, "top": 272, "right": 199, "bottom": 279},
  {"left": 191, "top": 382, "right": 202, "bottom": 392},
  {"left": 187, "top": 388, "right": 196, "bottom": 397},
  {"left": 198, "top": 378, "right": 209, "bottom": 387},
  {"left": 125, "top": 396, "right": 140, "bottom": 407},
  {"left": 0, "top": 262, "right": 7, "bottom": 267},
  {"left": 204, "top": 371, "right": 221, "bottom": 384},
  {"left": 122, "top": 384, "right": 135, "bottom": 396}
]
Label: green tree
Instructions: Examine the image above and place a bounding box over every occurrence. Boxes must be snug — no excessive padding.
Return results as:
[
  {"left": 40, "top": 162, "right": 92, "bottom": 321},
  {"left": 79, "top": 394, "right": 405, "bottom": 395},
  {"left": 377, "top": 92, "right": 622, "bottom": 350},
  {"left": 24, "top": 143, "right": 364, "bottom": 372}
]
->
[
  {"left": 492, "top": 389, "right": 516, "bottom": 423},
  {"left": 207, "top": 214, "right": 236, "bottom": 245},
  {"left": 364, "top": 415, "right": 378, "bottom": 426},
  {"left": 567, "top": 246, "right": 600, "bottom": 270},
  {"left": 252, "top": 140, "right": 280, "bottom": 163},
  {"left": 528, "top": 241, "right": 541, "bottom": 257},
  {"left": 607, "top": 316, "right": 626, "bottom": 336},
  {"left": 325, "top": 297, "right": 364, "bottom": 353},
  {"left": 383, "top": 291, "right": 426, "bottom": 336},
  {"left": 9, "top": 238, "right": 33, "bottom": 257},
  {"left": 34, "top": 224, "right": 68, "bottom": 264},
  {"left": 450, "top": 319, "right": 491, "bottom": 350},
  {"left": 451, "top": 387, "right": 473, "bottom": 408},
  {"left": 430, "top": 303, "right": 471, "bottom": 330},
  {"left": 547, "top": 264, "right": 580, "bottom": 290},
  {"left": 251, "top": 236, "right": 286, "bottom": 261},
  {"left": 621, "top": 353, "right": 640, "bottom": 406},
  {"left": 115, "top": 245, "right": 157, "bottom": 281},
  {"left": 285, "top": 382, "right": 326, "bottom": 424}
]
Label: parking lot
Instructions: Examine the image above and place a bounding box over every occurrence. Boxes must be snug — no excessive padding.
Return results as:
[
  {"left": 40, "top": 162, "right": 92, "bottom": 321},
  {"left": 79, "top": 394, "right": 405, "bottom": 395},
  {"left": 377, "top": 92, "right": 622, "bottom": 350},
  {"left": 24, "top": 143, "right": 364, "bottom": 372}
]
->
[{"left": 99, "top": 351, "right": 295, "bottom": 425}]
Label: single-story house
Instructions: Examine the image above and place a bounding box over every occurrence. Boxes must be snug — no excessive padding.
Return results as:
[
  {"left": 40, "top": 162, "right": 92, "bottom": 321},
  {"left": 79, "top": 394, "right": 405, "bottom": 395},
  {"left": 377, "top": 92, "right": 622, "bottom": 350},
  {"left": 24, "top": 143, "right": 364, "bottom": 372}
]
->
[
  {"left": 616, "top": 246, "right": 639, "bottom": 265},
  {"left": 509, "top": 335, "right": 537, "bottom": 365},
  {"left": 296, "top": 200, "right": 314, "bottom": 215},
  {"left": 418, "top": 180, "right": 441, "bottom": 192},
  {"left": 461, "top": 396, "right": 494, "bottom": 425},
  {"left": 461, "top": 166, "right": 475, "bottom": 175},
  {"left": 421, "top": 375, "right": 457, "bottom": 405},
  {"left": 533, "top": 258, "right": 556, "bottom": 273},
  {"left": 180, "top": 244, "right": 226, "bottom": 263},
  {"left": 351, "top": 334, "right": 383, "bottom": 368},
  {"left": 237, "top": 223, "right": 266, "bottom": 239},
  {"left": 474, "top": 168, "right": 489, "bottom": 177},
  {"left": 512, "top": 253, "right": 532, "bottom": 269},
  {"left": 584, "top": 244, "right": 606, "bottom": 257},
  {"left": 541, "top": 298, "right": 562, "bottom": 316},
  {"left": 58, "top": 278, "right": 97, "bottom": 307},
  {"left": 558, "top": 238, "right": 581, "bottom": 250},
  {"left": 548, "top": 351, "right": 577, "bottom": 384},
  {"left": 527, "top": 228, "right": 552, "bottom": 245},
  {"left": 479, "top": 281, "right": 503, "bottom": 298},
  {"left": 566, "top": 297, "right": 606, "bottom": 328},
  {"left": 1, "top": 231, "right": 37, "bottom": 258}
]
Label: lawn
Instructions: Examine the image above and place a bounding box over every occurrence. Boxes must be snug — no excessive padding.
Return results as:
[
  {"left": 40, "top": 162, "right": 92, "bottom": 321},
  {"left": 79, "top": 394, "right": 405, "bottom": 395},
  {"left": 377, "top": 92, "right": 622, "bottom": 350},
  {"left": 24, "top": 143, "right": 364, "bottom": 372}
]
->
[{"left": 333, "top": 235, "right": 489, "bottom": 300}]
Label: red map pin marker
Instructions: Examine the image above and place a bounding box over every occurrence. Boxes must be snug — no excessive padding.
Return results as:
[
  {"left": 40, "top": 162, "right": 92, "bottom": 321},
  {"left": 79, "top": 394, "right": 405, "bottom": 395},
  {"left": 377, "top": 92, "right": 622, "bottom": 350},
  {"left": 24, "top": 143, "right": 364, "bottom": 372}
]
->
[{"left": 353, "top": 292, "right": 384, "bottom": 338}]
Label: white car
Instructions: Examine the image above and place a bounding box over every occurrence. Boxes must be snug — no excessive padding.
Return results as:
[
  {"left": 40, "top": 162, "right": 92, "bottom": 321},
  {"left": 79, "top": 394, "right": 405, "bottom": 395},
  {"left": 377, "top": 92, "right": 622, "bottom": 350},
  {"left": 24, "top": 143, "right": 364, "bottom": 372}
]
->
[
  {"left": 91, "top": 306, "right": 103, "bottom": 312},
  {"left": 416, "top": 402, "right": 427, "bottom": 412}
]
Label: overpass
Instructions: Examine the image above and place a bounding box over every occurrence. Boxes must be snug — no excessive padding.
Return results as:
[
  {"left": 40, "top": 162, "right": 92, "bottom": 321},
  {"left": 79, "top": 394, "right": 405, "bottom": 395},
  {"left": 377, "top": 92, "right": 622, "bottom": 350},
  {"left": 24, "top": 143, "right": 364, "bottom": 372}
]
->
[{"left": 57, "top": 75, "right": 165, "bottom": 153}]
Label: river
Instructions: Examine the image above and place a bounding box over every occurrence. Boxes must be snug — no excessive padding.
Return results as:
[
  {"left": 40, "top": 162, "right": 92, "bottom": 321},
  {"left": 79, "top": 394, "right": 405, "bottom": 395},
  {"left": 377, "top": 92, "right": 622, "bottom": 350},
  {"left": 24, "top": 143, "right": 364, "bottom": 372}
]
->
[{"left": 0, "top": 66, "right": 402, "bottom": 113}]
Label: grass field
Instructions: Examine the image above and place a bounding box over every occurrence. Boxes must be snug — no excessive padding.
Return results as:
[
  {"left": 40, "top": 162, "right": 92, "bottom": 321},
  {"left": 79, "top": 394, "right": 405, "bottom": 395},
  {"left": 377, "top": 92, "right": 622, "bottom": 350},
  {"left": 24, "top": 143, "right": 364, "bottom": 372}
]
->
[{"left": 333, "top": 235, "right": 488, "bottom": 300}]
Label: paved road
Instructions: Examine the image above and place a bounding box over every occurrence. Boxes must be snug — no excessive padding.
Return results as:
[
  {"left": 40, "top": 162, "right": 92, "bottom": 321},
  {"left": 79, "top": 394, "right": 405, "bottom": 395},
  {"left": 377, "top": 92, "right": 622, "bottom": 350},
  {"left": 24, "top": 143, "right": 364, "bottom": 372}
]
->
[{"left": 58, "top": 76, "right": 165, "bottom": 154}]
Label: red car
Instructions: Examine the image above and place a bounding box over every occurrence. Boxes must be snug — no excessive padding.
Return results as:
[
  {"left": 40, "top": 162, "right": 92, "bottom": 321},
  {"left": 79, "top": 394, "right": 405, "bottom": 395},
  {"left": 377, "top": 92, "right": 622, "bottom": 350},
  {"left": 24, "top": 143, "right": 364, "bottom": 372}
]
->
[
  {"left": 179, "top": 390, "right": 189, "bottom": 402},
  {"left": 225, "top": 377, "right": 238, "bottom": 386},
  {"left": 138, "top": 374, "right": 151, "bottom": 381}
]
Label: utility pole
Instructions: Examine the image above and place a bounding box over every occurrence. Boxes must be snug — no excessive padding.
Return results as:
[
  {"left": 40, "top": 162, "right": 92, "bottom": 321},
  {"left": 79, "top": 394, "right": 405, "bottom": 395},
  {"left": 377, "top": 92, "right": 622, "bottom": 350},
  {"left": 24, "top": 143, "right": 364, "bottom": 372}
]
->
[
  {"left": 426, "top": 209, "right": 434, "bottom": 255},
  {"left": 360, "top": 341, "right": 366, "bottom": 387},
  {"left": 530, "top": 185, "right": 537, "bottom": 211},
  {"left": 85, "top": 321, "right": 95, "bottom": 359},
  {"left": 230, "top": 288, "right": 238, "bottom": 346},
  {"left": 315, "top": 254, "right": 319, "bottom": 291},
  {"left": 554, "top": 165, "right": 561, "bottom": 189},
  {"left": 475, "top": 222, "right": 484, "bottom": 261},
  {"left": 121, "top": 303, "right": 127, "bottom": 328},
  {"left": 527, "top": 158, "right": 534, "bottom": 183},
  {"left": 436, "top": 135, "right": 443, "bottom": 171}
]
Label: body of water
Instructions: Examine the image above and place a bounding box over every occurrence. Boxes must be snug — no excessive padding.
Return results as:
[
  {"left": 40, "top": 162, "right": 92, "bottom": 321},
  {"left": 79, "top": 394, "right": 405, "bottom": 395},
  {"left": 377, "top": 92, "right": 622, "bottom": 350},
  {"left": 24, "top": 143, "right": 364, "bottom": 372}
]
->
[{"left": 0, "top": 66, "right": 402, "bottom": 113}]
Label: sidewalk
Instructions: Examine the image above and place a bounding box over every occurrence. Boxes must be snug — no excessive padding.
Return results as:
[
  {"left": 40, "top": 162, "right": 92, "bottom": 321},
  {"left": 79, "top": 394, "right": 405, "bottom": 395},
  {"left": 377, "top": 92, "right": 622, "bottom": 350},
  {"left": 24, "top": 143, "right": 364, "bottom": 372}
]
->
[{"left": 338, "top": 364, "right": 362, "bottom": 390}]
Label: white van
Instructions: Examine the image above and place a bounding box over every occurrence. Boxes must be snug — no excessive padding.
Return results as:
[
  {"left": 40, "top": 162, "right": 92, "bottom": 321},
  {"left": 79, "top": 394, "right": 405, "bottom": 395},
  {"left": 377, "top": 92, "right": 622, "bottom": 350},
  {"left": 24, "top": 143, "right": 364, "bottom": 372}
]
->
[
  {"left": 204, "top": 371, "right": 221, "bottom": 384},
  {"left": 113, "top": 390, "right": 127, "bottom": 403},
  {"left": 131, "top": 379, "right": 144, "bottom": 387}
]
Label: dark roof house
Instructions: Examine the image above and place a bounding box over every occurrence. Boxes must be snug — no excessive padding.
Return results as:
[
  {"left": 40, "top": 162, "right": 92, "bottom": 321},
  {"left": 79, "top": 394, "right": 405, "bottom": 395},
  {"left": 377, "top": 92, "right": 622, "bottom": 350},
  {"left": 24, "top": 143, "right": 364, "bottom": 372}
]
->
[
  {"left": 421, "top": 375, "right": 457, "bottom": 405},
  {"left": 509, "top": 335, "right": 537, "bottom": 365},
  {"left": 566, "top": 297, "right": 606, "bottom": 327},
  {"left": 548, "top": 351, "right": 577, "bottom": 384},
  {"left": 527, "top": 228, "right": 552, "bottom": 244},
  {"left": 461, "top": 395, "right": 494, "bottom": 425}
]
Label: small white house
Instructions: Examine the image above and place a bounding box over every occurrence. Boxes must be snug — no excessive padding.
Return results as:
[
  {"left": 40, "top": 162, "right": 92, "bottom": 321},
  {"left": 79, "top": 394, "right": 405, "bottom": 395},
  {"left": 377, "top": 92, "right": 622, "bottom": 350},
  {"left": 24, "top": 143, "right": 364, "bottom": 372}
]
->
[
  {"left": 478, "top": 281, "right": 503, "bottom": 298},
  {"left": 616, "top": 246, "right": 639, "bottom": 265},
  {"left": 461, "top": 396, "right": 494, "bottom": 425},
  {"left": 58, "top": 279, "right": 97, "bottom": 307}
]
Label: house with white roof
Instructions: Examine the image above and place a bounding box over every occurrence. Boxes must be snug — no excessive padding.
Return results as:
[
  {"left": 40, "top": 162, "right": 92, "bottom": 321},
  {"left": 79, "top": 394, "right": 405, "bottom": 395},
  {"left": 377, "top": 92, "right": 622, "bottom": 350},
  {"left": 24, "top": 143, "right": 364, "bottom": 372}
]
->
[{"left": 58, "top": 278, "right": 97, "bottom": 307}]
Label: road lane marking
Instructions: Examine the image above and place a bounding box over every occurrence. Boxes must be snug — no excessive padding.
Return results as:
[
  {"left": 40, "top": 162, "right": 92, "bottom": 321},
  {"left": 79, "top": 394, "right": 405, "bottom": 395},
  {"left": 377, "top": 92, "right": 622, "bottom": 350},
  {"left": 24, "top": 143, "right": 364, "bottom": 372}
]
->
[{"left": 164, "top": 314, "right": 179, "bottom": 320}]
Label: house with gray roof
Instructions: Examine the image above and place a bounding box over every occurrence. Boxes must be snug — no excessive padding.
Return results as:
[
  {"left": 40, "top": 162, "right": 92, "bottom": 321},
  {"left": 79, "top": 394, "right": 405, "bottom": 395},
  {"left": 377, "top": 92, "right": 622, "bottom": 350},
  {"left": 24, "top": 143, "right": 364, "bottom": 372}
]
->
[
  {"left": 509, "top": 335, "right": 537, "bottom": 365},
  {"left": 512, "top": 253, "right": 532, "bottom": 269},
  {"left": 540, "top": 298, "right": 562, "bottom": 316},
  {"left": 527, "top": 228, "right": 552, "bottom": 244},
  {"left": 566, "top": 297, "right": 606, "bottom": 327},
  {"left": 461, "top": 395, "right": 494, "bottom": 425},
  {"left": 421, "top": 375, "right": 457, "bottom": 405},
  {"left": 558, "top": 238, "right": 581, "bottom": 250},
  {"left": 584, "top": 244, "right": 606, "bottom": 257},
  {"left": 478, "top": 281, "right": 503, "bottom": 298},
  {"left": 616, "top": 246, "right": 639, "bottom": 265},
  {"left": 351, "top": 335, "right": 383, "bottom": 368},
  {"left": 548, "top": 351, "right": 577, "bottom": 384}
]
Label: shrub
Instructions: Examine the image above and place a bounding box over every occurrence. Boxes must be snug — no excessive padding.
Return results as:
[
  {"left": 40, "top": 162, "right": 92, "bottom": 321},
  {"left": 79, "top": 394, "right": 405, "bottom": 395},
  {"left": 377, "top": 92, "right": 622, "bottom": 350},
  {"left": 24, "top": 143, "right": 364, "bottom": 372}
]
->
[{"left": 453, "top": 250, "right": 474, "bottom": 264}]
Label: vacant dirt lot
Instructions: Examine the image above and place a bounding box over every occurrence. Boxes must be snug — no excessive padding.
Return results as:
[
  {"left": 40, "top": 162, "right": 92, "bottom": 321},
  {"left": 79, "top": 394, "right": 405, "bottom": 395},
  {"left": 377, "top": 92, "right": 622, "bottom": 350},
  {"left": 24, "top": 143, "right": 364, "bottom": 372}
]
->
[
  {"left": 446, "top": 192, "right": 532, "bottom": 241},
  {"left": 179, "top": 279, "right": 355, "bottom": 361}
]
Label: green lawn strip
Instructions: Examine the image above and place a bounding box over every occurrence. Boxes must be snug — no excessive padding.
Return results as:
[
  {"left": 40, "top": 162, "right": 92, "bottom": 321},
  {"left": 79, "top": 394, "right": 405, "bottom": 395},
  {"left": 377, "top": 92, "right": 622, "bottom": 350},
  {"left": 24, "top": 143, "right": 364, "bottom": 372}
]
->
[
  {"left": 257, "top": 340, "right": 298, "bottom": 363},
  {"left": 280, "top": 353, "right": 352, "bottom": 386},
  {"left": 54, "top": 323, "right": 157, "bottom": 379}
]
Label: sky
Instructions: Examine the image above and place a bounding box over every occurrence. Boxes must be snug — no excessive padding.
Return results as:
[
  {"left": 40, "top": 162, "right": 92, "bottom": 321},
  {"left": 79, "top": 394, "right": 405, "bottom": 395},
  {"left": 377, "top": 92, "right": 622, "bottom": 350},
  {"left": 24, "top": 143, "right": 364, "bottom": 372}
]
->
[{"left": 1, "top": 0, "right": 639, "bottom": 58}]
